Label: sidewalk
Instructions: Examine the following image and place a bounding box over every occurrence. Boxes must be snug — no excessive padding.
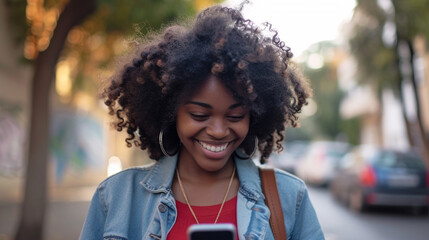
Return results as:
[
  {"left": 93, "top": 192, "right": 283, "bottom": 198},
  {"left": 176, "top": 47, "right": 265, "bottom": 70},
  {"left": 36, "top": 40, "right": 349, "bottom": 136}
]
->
[
  {"left": 0, "top": 201, "right": 91, "bottom": 240},
  {"left": 0, "top": 186, "right": 96, "bottom": 240}
]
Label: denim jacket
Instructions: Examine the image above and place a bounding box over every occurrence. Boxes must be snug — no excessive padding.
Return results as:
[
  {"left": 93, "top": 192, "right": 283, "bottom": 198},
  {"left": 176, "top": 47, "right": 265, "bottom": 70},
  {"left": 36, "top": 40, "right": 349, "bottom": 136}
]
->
[{"left": 80, "top": 155, "right": 324, "bottom": 240}]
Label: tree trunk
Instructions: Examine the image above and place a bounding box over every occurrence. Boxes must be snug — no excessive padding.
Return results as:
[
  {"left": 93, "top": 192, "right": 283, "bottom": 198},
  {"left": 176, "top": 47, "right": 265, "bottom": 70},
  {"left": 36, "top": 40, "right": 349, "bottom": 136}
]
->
[
  {"left": 405, "top": 39, "right": 429, "bottom": 168},
  {"left": 15, "top": 0, "right": 96, "bottom": 239},
  {"left": 397, "top": 83, "right": 414, "bottom": 147},
  {"left": 396, "top": 38, "right": 429, "bottom": 168},
  {"left": 395, "top": 38, "right": 415, "bottom": 150}
]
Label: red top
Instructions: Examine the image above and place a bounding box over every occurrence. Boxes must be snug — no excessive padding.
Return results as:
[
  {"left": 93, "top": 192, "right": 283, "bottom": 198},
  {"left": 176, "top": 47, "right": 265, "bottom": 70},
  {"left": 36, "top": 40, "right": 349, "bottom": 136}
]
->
[{"left": 167, "top": 196, "right": 238, "bottom": 240}]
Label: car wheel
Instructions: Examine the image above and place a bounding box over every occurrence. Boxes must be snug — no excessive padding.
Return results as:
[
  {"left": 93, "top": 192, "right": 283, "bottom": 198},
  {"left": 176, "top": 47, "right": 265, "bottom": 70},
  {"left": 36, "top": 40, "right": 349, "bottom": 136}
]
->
[
  {"left": 421, "top": 207, "right": 429, "bottom": 216},
  {"left": 411, "top": 206, "right": 429, "bottom": 216},
  {"left": 348, "top": 188, "right": 367, "bottom": 212}
]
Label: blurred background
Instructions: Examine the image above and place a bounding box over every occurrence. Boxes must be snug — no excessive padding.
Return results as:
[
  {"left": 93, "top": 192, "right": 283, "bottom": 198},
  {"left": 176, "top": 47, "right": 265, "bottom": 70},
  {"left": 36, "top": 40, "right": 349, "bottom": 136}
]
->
[{"left": 0, "top": 0, "right": 428, "bottom": 239}]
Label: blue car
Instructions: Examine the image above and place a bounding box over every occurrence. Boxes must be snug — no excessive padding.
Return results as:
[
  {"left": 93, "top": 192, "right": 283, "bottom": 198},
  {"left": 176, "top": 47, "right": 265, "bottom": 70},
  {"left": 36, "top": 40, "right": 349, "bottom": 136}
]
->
[{"left": 330, "top": 145, "right": 429, "bottom": 214}]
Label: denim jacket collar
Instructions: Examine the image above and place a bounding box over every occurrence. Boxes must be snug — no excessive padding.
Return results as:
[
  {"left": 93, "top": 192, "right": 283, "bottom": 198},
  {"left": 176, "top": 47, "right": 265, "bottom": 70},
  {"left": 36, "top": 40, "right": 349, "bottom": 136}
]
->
[
  {"left": 139, "top": 154, "right": 271, "bottom": 240},
  {"left": 139, "top": 154, "right": 264, "bottom": 199},
  {"left": 140, "top": 155, "right": 178, "bottom": 194},
  {"left": 234, "top": 158, "right": 271, "bottom": 240},
  {"left": 234, "top": 157, "right": 263, "bottom": 202}
]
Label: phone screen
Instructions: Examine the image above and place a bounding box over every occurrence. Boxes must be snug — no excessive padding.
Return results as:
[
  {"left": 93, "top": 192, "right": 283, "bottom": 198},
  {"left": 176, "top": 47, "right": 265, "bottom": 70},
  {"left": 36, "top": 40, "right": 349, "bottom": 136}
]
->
[
  {"left": 188, "top": 224, "right": 236, "bottom": 240},
  {"left": 190, "top": 230, "right": 234, "bottom": 240}
]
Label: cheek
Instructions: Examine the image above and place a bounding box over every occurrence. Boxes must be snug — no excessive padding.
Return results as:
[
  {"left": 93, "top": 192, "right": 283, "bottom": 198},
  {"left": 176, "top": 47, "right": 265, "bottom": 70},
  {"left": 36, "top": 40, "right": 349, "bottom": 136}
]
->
[
  {"left": 177, "top": 123, "right": 199, "bottom": 138},
  {"left": 237, "top": 118, "right": 250, "bottom": 137},
  {"left": 176, "top": 115, "right": 200, "bottom": 139},
  {"left": 175, "top": 111, "right": 188, "bottom": 140}
]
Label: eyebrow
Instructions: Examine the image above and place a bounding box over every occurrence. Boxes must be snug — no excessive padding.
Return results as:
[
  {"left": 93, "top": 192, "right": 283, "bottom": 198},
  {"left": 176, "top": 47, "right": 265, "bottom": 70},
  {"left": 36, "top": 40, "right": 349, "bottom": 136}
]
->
[{"left": 185, "top": 101, "right": 243, "bottom": 109}]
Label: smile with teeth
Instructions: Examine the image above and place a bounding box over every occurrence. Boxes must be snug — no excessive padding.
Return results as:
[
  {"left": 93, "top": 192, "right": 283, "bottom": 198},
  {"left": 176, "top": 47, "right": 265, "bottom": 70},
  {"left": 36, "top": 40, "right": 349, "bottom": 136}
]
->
[{"left": 198, "top": 141, "right": 229, "bottom": 152}]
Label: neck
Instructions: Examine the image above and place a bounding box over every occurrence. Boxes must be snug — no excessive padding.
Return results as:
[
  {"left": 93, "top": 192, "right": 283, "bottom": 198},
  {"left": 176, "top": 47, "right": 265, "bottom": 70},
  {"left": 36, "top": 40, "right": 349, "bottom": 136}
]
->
[
  {"left": 178, "top": 162, "right": 235, "bottom": 183},
  {"left": 173, "top": 154, "right": 239, "bottom": 206}
]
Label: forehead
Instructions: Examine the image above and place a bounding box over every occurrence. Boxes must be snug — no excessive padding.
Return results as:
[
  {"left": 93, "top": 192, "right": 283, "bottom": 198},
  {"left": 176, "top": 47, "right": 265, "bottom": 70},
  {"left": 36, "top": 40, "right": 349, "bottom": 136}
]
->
[{"left": 182, "top": 75, "right": 238, "bottom": 105}]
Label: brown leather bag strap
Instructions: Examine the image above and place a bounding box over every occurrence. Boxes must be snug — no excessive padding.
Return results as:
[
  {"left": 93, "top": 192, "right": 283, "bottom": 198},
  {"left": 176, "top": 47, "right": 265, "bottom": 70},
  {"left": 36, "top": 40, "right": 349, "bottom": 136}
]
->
[{"left": 259, "top": 168, "right": 287, "bottom": 240}]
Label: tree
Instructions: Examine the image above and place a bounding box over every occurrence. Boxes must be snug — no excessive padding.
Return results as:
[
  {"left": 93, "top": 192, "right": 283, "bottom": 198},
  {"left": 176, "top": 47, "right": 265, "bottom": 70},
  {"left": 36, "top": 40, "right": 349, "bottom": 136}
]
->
[
  {"left": 392, "top": 0, "right": 429, "bottom": 166},
  {"left": 15, "top": 1, "right": 97, "bottom": 239},
  {"left": 347, "top": 0, "right": 429, "bottom": 166},
  {"left": 290, "top": 41, "right": 360, "bottom": 144}
]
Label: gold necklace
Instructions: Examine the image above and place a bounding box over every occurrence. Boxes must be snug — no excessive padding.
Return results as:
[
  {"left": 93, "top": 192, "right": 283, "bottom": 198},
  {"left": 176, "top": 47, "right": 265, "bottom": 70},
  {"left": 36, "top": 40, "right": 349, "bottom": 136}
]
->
[{"left": 176, "top": 165, "right": 236, "bottom": 224}]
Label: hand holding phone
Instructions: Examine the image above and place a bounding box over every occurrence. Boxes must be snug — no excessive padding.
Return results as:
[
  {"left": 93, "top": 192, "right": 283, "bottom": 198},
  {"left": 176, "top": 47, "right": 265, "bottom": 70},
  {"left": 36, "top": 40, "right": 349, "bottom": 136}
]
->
[{"left": 187, "top": 223, "right": 236, "bottom": 240}]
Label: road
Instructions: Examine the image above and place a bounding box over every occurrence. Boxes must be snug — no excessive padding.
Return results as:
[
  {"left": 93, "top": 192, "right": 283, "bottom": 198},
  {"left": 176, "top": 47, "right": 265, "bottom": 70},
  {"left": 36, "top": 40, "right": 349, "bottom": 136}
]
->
[
  {"left": 1, "top": 187, "right": 428, "bottom": 239},
  {"left": 308, "top": 186, "right": 429, "bottom": 240}
]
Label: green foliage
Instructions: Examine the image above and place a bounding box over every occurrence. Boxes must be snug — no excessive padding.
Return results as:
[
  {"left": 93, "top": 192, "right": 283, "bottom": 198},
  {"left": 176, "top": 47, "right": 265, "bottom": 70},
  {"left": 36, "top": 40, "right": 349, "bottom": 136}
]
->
[
  {"left": 295, "top": 41, "right": 355, "bottom": 141},
  {"left": 285, "top": 117, "right": 316, "bottom": 142},
  {"left": 63, "top": 0, "right": 197, "bottom": 98},
  {"left": 4, "top": 0, "right": 198, "bottom": 95},
  {"left": 356, "top": 0, "right": 386, "bottom": 23},
  {"left": 348, "top": 0, "right": 429, "bottom": 147},
  {"left": 350, "top": 0, "right": 429, "bottom": 92},
  {"left": 340, "top": 117, "right": 361, "bottom": 145},
  {"left": 93, "top": 0, "right": 195, "bottom": 35},
  {"left": 348, "top": 0, "right": 400, "bottom": 94},
  {"left": 4, "top": 0, "right": 27, "bottom": 43},
  {"left": 43, "top": 0, "right": 58, "bottom": 9},
  {"left": 393, "top": 0, "right": 429, "bottom": 39}
]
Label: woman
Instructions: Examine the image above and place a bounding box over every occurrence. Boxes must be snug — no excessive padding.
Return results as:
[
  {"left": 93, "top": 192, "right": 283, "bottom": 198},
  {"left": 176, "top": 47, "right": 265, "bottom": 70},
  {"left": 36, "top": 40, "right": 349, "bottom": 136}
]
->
[{"left": 80, "top": 4, "right": 324, "bottom": 240}]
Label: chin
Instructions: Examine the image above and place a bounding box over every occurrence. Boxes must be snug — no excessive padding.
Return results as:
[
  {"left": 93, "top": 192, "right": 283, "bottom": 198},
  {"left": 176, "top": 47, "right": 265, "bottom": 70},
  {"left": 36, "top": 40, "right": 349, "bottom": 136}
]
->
[{"left": 197, "top": 156, "right": 233, "bottom": 172}]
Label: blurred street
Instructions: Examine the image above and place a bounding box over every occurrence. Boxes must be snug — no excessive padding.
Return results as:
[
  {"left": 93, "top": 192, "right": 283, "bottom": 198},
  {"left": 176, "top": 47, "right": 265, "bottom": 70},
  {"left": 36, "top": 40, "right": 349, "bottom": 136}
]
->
[
  {"left": 0, "top": 201, "right": 90, "bottom": 240},
  {"left": 0, "top": 185, "right": 428, "bottom": 240},
  {"left": 0, "top": 186, "right": 95, "bottom": 240},
  {"left": 0, "top": 201, "right": 89, "bottom": 240},
  {"left": 309, "top": 186, "right": 429, "bottom": 240}
]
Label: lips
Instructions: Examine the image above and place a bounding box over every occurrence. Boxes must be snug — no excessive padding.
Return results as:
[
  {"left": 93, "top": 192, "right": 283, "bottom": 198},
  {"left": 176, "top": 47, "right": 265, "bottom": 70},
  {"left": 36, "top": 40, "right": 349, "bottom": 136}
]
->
[{"left": 197, "top": 140, "right": 229, "bottom": 152}]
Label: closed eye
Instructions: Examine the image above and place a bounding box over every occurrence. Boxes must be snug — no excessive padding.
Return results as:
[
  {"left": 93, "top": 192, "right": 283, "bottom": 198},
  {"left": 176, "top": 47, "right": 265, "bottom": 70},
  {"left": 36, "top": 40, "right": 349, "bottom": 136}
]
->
[
  {"left": 227, "top": 115, "right": 246, "bottom": 122},
  {"left": 190, "top": 113, "right": 209, "bottom": 121}
]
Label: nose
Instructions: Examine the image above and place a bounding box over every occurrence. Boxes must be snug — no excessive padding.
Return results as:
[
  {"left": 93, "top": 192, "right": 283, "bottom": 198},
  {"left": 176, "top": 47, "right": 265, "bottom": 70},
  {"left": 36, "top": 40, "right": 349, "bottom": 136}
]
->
[{"left": 206, "top": 118, "right": 230, "bottom": 139}]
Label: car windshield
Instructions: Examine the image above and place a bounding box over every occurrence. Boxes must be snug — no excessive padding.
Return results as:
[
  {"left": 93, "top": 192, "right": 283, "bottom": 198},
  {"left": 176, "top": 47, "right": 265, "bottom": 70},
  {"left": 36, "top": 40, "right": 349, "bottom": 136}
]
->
[
  {"left": 373, "top": 151, "right": 426, "bottom": 170},
  {"left": 285, "top": 142, "right": 308, "bottom": 159},
  {"left": 327, "top": 146, "right": 349, "bottom": 160},
  {"left": 328, "top": 150, "right": 348, "bottom": 159}
]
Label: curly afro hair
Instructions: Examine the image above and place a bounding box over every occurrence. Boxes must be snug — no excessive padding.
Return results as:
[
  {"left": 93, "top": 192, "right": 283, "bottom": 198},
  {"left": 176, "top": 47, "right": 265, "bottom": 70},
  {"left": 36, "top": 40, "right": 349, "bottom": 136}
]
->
[{"left": 103, "top": 5, "right": 312, "bottom": 163}]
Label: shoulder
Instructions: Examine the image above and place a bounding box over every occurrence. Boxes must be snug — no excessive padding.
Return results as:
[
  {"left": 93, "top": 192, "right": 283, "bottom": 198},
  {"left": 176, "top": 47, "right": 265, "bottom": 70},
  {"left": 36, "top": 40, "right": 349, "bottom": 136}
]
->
[
  {"left": 89, "top": 163, "right": 160, "bottom": 212},
  {"left": 272, "top": 168, "right": 309, "bottom": 208},
  {"left": 96, "top": 163, "right": 156, "bottom": 194},
  {"left": 273, "top": 168, "right": 306, "bottom": 191}
]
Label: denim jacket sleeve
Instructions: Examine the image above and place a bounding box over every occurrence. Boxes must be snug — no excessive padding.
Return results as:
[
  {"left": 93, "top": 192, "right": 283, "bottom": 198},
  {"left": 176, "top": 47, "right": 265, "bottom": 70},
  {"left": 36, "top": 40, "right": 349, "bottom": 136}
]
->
[
  {"left": 271, "top": 169, "right": 324, "bottom": 240},
  {"left": 290, "top": 184, "right": 324, "bottom": 239},
  {"left": 80, "top": 188, "right": 106, "bottom": 239}
]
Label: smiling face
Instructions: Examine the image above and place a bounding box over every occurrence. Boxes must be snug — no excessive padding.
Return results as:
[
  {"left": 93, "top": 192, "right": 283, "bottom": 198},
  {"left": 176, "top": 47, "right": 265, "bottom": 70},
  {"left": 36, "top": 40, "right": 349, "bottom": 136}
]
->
[{"left": 176, "top": 75, "right": 250, "bottom": 173}]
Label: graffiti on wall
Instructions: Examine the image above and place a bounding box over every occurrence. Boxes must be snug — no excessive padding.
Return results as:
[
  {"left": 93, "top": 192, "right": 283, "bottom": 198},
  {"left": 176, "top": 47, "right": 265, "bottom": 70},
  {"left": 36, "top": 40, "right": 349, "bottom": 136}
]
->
[
  {"left": 50, "top": 110, "right": 105, "bottom": 182},
  {"left": 0, "top": 100, "right": 25, "bottom": 177},
  {"left": 0, "top": 99, "right": 106, "bottom": 181}
]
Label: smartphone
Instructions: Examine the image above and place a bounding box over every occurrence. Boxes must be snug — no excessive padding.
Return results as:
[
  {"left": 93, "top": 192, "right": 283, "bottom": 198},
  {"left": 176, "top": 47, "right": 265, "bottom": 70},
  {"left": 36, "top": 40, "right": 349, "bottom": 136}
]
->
[{"left": 187, "top": 223, "right": 236, "bottom": 240}]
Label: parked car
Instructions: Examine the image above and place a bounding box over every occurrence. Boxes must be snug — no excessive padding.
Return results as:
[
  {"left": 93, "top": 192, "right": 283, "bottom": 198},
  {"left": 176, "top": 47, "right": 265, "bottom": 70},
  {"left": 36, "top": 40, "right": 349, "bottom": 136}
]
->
[
  {"left": 330, "top": 145, "right": 429, "bottom": 213},
  {"left": 267, "top": 141, "right": 309, "bottom": 174},
  {"left": 296, "top": 141, "right": 350, "bottom": 186}
]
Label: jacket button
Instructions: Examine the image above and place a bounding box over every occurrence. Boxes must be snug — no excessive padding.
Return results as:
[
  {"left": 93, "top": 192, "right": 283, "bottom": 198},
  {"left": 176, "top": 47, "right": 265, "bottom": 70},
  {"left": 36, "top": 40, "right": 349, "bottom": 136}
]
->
[{"left": 158, "top": 203, "right": 167, "bottom": 213}]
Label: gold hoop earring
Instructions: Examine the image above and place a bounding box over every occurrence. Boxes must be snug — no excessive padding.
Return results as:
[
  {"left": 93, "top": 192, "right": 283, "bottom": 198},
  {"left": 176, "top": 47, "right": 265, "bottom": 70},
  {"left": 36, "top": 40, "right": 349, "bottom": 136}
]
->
[
  {"left": 159, "top": 129, "right": 180, "bottom": 157},
  {"left": 234, "top": 137, "right": 258, "bottom": 159}
]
